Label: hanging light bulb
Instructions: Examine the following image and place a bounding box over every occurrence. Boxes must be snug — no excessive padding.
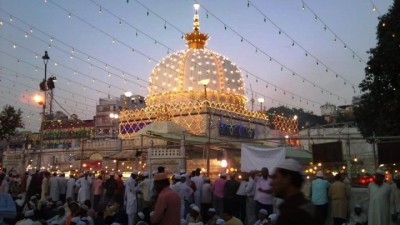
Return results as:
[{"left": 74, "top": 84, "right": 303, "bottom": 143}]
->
[
  {"left": 9, "top": 15, "right": 13, "bottom": 22},
  {"left": 99, "top": 6, "right": 102, "bottom": 13},
  {"left": 68, "top": 13, "right": 71, "bottom": 18},
  {"left": 372, "top": 5, "right": 376, "bottom": 12}
]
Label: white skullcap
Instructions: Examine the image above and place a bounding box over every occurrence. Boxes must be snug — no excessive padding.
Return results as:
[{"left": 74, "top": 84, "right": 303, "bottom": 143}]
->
[
  {"left": 180, "top": 169, "right": 186, "bottom": 174},
  {"left": 220, "top": 173, "right": 227, "bottom": 177},
  {"left": 191, "top": 205, "right": 200, "bottom": 213},
  {"left": 174, "top": 174, "right": 181, "bottom": 180},
  {"left": 316, "top": 171, "right": 324, "bottom": 177},
  {"left": 276, "top": 158, "right": 304, "bottom": 175},
  {"left": 268, "top": 214, "right": 277, "bottom": 222},
  {"left": 152, "top": 170, "right": 157, "bottom": 175},
  {"left": 138, "top": 212, "right": 145, "bottom": 220},
  {"left": 110, "top": 172, "right": 114, "bottom": 176},
  {"left": 208, "top": 208, "right": 216, "bottom": 213},
  {"left": 216, "top": 218, "right": 225, "bottom": 225},
  {"left": 24, "top": 210, "right": 34, "bottom": 217},
  {"left": 259, "top": 208, "right": 268, "bottom": 215},
  {"left": 354, "top": 204, "right": 362, "bottom": 208},
  {"left": 375, "top": 169, "right": 385, "bottom": 175},
  {"left": 132, "top": 169, "right": 138, "bottom": 175}
]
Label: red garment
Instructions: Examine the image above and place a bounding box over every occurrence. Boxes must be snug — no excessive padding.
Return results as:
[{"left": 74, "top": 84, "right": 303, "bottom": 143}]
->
[{"left": 151, "top": 186, "right": 181, "bottom": 225}]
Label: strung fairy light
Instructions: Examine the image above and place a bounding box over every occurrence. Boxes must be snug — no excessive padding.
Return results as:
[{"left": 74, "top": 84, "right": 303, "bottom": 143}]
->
[
  {"left": 50, "top": 37, "right": 53, "bottom": 42},
  {"left": 9, "top": 15, "right": 13, "bottom": 22},
  {"left": 0, "top": 20, "right": 3, "bottom": 26},
  {"left": 372, "top": 5, "right": 376, "bottom": 12},
  {"left": 112, "top": 38, "right": 116, "bottom": 44},
  {"left": 99, "top": 6, "right": 102, "bottom": 13},
  {"left": 24, "top": 33, "right": 28, "bottom": 38},
  {"left": 119, "top": 19, "right": 122, "bottom": 25},
  {"left": 68, "top": 13, "right": 71, "bottom": 18},
  {"left": 12, "top": 43, "right": 16, "bottom": 48}
]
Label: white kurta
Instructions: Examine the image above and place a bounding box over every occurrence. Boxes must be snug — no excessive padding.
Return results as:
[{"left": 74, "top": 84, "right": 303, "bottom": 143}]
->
[
  {"left": 171, "top": 181, "right": 193, "bottom": 218},
  {"left": 368, "top": 182, "right": 391, "bottom": 225},
  {"left": 49, "top": 176, "right": 60, "bottom": 201},
  {"left": 390, "top": 183, "right": 400, "bottom": 225},
  {"left": 66, "top": 178, "right": 75, "bottom": 200},
  {"left": 41, "top": 177, "right": 49, "bottom": 200},
  {"left": 76, "top": 177, "right": 92, "bottom": 203},
  {"left": 125, "top": 177, "right": 139, "bottom": 225},
  {"left": 191, "top": 176, "right": 203, "bottom": 207}
]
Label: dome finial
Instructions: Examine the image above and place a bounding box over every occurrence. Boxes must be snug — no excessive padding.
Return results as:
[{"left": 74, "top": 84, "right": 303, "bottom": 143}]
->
[
  {"left": 185, "top": 3, "right": 209, "bottom": 49},
  {"left": 193, "top": 4, "right": 200, "bottom": 31}
]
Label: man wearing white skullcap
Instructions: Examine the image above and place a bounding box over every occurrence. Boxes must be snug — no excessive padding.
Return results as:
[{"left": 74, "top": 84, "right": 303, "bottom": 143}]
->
[
  {"left": 270, "top": 158, "right": 318, "bottom": 225},
  {"left": 310, "top": 170, "right": 330, "bottom": 224},
  {"left": 367, "top": 168, "right": 390, "bottom": 225}
]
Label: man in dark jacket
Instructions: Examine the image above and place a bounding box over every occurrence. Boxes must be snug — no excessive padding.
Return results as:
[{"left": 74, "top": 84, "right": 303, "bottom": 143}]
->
[
  {"left": 104, "top": 172, "right": 117, "bottom": 203},
  {"left": 270, "top": 159, "right": 318, "bottom": 225}
]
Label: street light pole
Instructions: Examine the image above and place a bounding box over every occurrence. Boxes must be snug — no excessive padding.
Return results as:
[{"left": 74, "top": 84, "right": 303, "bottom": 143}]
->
[
  {"left": 38, "top": 51, "right": 49, "bottom": 169},
  {"left": 109, "top": 113, "right": 119, "bottom": 139},
  {"left": 199, "top": 79, "right": 210, "bottom": 177},
  {"left": 258, "top": 97, "right": 264, "bottom": 112}
]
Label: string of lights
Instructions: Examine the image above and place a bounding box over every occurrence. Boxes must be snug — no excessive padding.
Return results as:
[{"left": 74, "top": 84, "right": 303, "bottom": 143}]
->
[
  {"left": 367, "top": 0, "right": 383, "bottom": 16},
  {"left": 245, "top": 0, "right": 358, "bottom": 92},
  {"left": 0, "top": 65, "right": 98, "bottom": 104},
  {"left": 128, "top": 0, "right": 351, "bottom": 103},
  {"left": 0, "top": 6, "right": 324, "bottom": 108},
  {"left": 193, "top": 3, "right": 351, "bottom": 103},
  {"left": 47, "top": 1, "right": 336, "bottom": 106},
  {"left": 0, "top": 17, "right": 148, "bottom": 94},
  {"left": 299, "top": 0, "right": 373, "bottom": 65},
  {"left": 0, "top": 50, "right": 118, "bottom": 108},
  {"left": 0, "top": 73, "right": 96, "bottom": 114}
]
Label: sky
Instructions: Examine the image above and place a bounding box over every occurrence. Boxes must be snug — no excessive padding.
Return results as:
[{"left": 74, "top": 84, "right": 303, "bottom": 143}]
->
[{"left": 0, "top": 0, "right": 394, "bottom": 132}]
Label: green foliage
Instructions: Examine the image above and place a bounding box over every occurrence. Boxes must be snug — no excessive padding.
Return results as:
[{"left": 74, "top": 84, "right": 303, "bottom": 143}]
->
[
  {"left": 0, "top": 105, "right": 24, "bottom": 141},
  {"left": 266, "top": 106, "right": 326, "bottom": 129},
  {"left": 354, "top": 0, "right": 400, "bottom": 137}
]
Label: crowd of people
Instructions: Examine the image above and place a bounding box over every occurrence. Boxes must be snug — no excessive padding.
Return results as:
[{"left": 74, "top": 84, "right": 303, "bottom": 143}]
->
[{"left": 0, "top": 158, "right": 399, "bottom": 225}]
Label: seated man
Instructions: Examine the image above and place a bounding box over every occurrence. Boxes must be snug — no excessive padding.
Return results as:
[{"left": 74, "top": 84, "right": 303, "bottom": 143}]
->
[{"left": 350, "top": 205, "right": 367, "bottom": 225}]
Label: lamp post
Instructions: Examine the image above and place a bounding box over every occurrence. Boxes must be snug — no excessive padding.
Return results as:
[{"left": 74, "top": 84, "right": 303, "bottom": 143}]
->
[
  {"left": 36, "top": 51, "right": 49, "bottom": 168},
  {"left": 109, "top": 113, "right": 119, "bottom": 139},
  {"left": 199, "top": 79, "right": 210, "bottom": 176},
  {"left": 124, "top": 91, "right": 133, "bottom": 110},
  {"left": 258, "top": 97, "right": 264, "bottom": 111}
]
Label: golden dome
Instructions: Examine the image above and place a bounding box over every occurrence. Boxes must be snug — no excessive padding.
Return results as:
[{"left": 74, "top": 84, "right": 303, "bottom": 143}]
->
[{"left": 147, "top": 5, "right": 246, "bottom": 110}]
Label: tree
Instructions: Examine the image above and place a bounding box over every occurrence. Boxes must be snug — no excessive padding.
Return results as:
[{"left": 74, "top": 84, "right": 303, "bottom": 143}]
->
[
  {"left": 354, "top": 0, "right": 400, "bottom": 137},
  {"left": 0, "top": 105, "right": 24, "bottom": 141},
  {"left": 266, "top": 106, "right": 326, "bottom": 129}
]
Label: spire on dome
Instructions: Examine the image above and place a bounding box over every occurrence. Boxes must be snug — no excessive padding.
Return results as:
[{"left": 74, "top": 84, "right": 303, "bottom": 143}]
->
[{"left": 185, "top": 3, "right": 209, "bottom": 49}]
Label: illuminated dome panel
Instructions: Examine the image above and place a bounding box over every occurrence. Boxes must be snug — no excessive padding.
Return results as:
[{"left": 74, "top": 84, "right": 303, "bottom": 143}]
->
[{"left": 149, "top": 49, "right": 244, "bottom": 96}]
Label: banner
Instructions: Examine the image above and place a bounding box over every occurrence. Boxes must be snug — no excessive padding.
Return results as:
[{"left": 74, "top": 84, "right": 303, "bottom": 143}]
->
[{"left": 241, "top": 144, "right": 285, "bottom": 172}]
